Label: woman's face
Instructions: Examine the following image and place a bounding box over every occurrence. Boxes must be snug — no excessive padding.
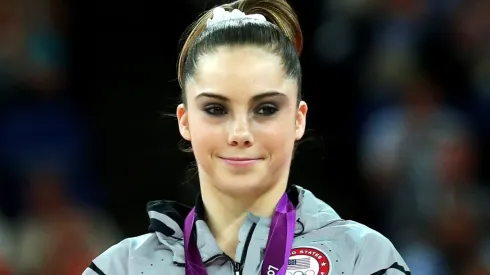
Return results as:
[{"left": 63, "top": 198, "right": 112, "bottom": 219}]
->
[{"left": 177, "top": 46, "right": 307, "bottom": 197}]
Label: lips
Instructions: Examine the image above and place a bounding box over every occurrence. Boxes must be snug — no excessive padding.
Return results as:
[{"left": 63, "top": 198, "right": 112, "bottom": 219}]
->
[
  {"left": 220, "top": 157, "right": 261, "bottom": 161},
  {"left": 219, "top": 157, "right": 262, "bottom": 167}
]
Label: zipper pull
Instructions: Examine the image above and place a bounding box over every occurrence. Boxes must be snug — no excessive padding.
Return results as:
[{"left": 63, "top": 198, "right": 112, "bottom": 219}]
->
[{"left": 233, "top": 262, "right": 242, "bottom": 275}]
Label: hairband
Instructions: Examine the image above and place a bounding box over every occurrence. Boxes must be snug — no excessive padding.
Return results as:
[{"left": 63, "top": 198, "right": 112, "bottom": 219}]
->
[{"left": 206, "top": 7, "right": 267, "bottom": 27}]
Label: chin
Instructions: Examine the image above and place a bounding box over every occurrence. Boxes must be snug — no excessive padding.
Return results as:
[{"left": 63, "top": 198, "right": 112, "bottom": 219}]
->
[{"left": 214, "top": 173, "right": 272, "bottom": 198}]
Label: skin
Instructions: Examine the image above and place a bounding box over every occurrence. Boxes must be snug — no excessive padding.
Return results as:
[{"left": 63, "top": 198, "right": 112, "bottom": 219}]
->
[{"left": 176, "top": 46, "right": 307, "bottom": 258}]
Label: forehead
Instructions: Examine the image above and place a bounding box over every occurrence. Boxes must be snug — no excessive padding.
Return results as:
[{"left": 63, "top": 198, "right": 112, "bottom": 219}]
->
[{"left": 187, "top": 46, "right": 296, "bottom": 98}]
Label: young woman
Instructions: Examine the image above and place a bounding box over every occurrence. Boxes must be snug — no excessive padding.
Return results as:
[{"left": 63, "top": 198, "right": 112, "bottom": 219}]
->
[{"left": 83, "top": 0, "right": 411, "bottom": 274}]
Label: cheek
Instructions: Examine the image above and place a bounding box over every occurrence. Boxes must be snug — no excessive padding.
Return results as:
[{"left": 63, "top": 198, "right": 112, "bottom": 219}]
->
[
  {"left": 257, "top": 120, "right": 296, "bottom": 157},
  {"left": 188, "top": 115, "right": 223, "bottom": 156}
]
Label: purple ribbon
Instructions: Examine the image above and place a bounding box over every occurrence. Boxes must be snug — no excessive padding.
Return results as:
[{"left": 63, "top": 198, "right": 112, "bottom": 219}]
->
[{"left": 184, "top": 193, "right": 296, "bottom": 275}]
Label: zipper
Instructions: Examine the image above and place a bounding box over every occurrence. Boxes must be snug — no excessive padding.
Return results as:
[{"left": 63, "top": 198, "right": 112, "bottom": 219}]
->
[
  {"left": 232, "top": 262, "right": 242, "bottom": 275},
  {"left": 176, "top": 222, "right": 258, "bottom": 274},
  {"left": 232, "top": 222, "right": 257, "bottom": 275}
]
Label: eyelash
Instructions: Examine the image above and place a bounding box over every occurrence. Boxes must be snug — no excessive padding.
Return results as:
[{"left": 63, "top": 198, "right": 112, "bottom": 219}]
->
[{"left": 204, "top": 104, "right": 279, "bottom": 116}]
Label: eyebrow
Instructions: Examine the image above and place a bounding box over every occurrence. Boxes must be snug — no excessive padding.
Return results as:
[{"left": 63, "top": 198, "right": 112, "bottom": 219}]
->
[{"left": 195, "top": 91, "right": 286, "bottom": 102}]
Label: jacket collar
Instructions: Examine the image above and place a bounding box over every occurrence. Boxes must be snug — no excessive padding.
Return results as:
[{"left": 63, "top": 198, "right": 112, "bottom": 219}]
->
[{"left": 147, "top": 186, "right": 300, "bottom": 240}]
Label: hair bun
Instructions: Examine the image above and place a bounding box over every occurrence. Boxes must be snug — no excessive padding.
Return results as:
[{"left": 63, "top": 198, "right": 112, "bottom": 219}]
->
[
  {"left": 177, "top": 0, "right": 303, "bottom": 88},
  {"left": 228, "top": 0, "right": 303, "bottom": 55}
]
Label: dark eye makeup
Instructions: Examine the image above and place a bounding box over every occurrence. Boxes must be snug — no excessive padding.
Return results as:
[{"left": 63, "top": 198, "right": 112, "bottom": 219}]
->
[{"left": 203, "top": 102, "right": 280, "bottom": 117}]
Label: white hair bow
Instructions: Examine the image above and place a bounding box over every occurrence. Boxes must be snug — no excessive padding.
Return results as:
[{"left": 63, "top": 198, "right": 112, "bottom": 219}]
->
[{"left": 206, "top": 7, "right": 267, "bottom": 27}]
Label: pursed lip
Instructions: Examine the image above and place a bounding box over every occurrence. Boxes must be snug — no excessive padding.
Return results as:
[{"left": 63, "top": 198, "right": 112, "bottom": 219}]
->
[
  {"left": 219, "top": 157, "right": 263, "bottom": 167},
  {"left": 219, "top": 157, "right": 262, "bottom": 161}
]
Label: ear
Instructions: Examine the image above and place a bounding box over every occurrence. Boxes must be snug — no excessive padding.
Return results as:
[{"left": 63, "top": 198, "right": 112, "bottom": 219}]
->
[
  {"left": 295, "top": 101, "right": 308, "bottom": 140},
  {"left": 176, "top": 103, "right": 191, "bottom": 141}
]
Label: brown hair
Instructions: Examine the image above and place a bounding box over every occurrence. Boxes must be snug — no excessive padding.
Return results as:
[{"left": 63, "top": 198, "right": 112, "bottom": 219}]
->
[{"left": 177, "top": 0, "right": 303, "bottom": 104}]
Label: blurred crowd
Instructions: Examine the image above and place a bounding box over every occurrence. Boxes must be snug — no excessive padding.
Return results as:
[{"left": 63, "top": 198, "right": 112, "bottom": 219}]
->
[
  {"left": 339, "top": 0, "right": 490, "bottom": 273},
  {"left": 0, "top": 0, "right": 489, "bottom": 274},
  {"left": 0, "top": 0, "right": 120, "bottom": 274}
]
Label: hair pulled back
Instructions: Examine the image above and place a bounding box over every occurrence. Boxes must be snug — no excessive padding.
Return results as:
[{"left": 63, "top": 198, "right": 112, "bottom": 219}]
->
[{"left": 177, "top": 0, "right": 303, "bottom": 104}]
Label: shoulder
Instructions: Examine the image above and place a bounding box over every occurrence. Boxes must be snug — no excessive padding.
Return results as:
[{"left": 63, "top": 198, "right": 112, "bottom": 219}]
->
[
  {"left": 343, "top": 221, "right": 411, "bottom": 275},
  {"left": 290, "top": 220, "right": 411, "bottom": 275},
  {"left": 307, "top": 219, "right": 410, "bottom": 274},
  {"left": 293, "top": 187, "right": 411, "bottom": 274},
  {"left": 82, "top": 233, "right": 159, "bottom": 275}
]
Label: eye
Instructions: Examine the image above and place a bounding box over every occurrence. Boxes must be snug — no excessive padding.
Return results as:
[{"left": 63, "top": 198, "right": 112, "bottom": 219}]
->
[
  {"left": 255, "top": 104, "right": 278, "bottom": 116},
  {"left": 204, "top": 104, "right": 227, "bottom": 116}
]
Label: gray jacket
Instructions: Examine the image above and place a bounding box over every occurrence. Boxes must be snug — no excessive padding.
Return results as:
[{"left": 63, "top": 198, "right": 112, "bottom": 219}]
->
[{"left": 83, "top": 186, "right": 410, "bottom": 275}]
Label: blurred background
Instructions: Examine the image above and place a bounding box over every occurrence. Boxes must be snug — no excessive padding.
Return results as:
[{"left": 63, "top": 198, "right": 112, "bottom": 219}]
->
[{"left": 0, "top": 0, "right": 489, "bottom": 274}]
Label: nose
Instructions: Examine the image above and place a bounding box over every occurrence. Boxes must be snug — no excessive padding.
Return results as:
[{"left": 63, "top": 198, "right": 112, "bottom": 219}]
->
[{"left": 227, "top": 117, "right": 254, "bottom": 148}]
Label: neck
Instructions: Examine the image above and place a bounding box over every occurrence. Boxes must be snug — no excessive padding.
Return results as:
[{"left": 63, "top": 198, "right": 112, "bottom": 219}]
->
[{"left": 200, "top": 180, "right": 287, "bottom": 259}]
